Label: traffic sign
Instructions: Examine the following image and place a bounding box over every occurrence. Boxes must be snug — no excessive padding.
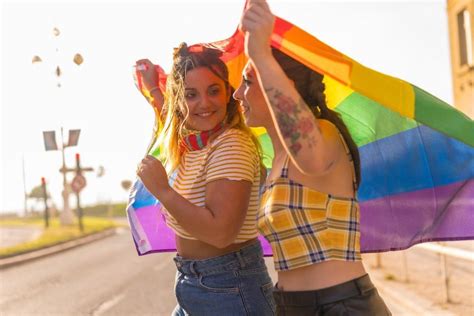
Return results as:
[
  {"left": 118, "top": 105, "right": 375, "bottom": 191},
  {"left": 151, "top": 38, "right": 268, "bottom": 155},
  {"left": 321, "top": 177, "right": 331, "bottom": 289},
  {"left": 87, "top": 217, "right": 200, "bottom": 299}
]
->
[{"left": 71, "top": 174, "right": 86, "bottom": 193}]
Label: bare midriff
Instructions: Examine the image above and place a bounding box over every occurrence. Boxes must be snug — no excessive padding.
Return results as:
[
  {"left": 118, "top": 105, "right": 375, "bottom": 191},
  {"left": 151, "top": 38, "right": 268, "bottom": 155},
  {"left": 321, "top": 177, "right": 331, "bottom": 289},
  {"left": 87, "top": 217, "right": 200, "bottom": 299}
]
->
[
  {"left": 277, "top": 260, "right": 367, "bottom": 291},
  {"left": 176, "top": 236, "right": 258, "bottom": 260}
]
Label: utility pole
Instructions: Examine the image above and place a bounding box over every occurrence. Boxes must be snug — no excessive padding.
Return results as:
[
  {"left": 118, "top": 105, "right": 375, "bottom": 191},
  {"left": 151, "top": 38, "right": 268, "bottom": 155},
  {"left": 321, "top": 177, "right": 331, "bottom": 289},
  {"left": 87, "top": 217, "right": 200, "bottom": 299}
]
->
[
  {"left": 22, "top": 154, "right": 28, "bottom": 217},
  {"left": 41, "top": 177, "right": 50, "bottom": 228},
  {"left": 43, "top": 128, "right": 81, "bottom": 225},
  {"left": 71, "top": 153, "right": 94, "bottom": 232},
  {"left": 60, "top": 127, "right": 73, "bottom": 224}
]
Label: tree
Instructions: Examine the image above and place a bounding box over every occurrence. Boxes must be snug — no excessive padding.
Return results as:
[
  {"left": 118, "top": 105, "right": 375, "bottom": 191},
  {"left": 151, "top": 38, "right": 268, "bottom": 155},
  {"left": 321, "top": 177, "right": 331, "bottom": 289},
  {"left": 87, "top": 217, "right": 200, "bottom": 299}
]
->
[
  {"left": 27, "top": 184, "right": 53, "bottom": 216},
  {"left": 28, "top": 185, "right": 50, "bottom": 199}
]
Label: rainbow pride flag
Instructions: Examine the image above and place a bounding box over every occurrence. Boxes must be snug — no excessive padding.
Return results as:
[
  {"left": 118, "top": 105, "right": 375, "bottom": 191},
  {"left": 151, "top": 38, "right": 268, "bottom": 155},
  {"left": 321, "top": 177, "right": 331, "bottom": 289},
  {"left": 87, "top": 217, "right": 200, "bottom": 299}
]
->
[{"left": 127, "top": 13, "right": 474, "bottom": 256}]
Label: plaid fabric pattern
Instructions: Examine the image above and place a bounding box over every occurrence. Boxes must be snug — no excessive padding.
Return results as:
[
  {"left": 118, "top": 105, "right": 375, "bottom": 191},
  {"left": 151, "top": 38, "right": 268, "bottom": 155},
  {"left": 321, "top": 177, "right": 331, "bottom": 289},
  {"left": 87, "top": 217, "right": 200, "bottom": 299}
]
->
[{"left": 257, "top": 135, "right": 361, "bottom": 271}]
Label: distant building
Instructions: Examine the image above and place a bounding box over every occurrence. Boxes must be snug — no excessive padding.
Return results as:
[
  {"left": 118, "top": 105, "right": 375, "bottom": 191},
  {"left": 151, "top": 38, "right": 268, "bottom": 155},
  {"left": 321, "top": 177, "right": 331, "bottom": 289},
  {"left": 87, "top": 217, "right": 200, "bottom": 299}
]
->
[{"left": 447, "top": 0, "right": 474, "bottom": 118}]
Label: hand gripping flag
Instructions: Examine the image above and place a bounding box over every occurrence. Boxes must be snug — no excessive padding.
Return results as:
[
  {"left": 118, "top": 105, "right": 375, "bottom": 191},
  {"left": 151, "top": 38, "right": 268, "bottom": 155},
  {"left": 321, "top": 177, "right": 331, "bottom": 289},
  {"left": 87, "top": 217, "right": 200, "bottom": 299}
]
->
[{"left": 127, "top": 9, "right": 474, "bottom": 256}]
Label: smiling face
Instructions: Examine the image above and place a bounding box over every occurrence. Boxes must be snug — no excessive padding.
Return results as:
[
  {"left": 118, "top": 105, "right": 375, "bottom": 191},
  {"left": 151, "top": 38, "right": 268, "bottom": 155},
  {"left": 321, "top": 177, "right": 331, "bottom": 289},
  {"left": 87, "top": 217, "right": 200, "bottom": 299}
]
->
[
  {"left": 183, "top": 66, "right": 230, "bottom": 131},
  {"left": 233, "top": 62, "right": 271, "bottom": 128}
]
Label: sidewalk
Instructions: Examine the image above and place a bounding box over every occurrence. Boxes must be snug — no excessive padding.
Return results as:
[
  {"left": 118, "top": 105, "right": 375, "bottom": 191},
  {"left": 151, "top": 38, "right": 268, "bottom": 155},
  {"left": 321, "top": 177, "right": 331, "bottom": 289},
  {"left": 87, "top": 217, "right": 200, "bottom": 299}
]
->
[
  {"left": 363, "top": 242, "right": 474, "bottom": 316},
  {"left": 1, "top": 223, "right": 470, "bottom": 315},
  {"left": 0, "top": 228, "right": 117, "bottom": 269},
  {"left": 0, "top": 226, "right": 43, "bottom": 248},
  {"left": 365, "top": 258, "right": 456, "bottom": 315}
]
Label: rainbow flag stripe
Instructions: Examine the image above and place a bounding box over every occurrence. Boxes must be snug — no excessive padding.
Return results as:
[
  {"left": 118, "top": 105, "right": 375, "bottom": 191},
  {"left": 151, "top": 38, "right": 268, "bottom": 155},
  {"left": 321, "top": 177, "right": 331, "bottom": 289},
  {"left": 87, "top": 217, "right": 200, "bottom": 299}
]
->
[{"left": 127, "top": 14, "right": 474, "bottom": 256}]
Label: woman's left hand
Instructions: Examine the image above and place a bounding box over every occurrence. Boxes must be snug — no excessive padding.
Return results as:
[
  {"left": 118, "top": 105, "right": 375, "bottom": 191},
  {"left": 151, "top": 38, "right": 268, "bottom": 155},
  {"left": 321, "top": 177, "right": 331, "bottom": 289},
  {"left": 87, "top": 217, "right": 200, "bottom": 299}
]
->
[
  {"left": 136, "top": 155, "right": 171, "bottom": 200},
  {"left": 239, "top": 0, "right": 275, "bottom": 61}
]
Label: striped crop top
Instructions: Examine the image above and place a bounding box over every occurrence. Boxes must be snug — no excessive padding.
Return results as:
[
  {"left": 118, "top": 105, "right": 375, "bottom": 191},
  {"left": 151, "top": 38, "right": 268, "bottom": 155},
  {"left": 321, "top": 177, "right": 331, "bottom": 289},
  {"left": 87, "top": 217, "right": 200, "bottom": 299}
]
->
[
  {"left": 257, "top": 134, "right": 361, "bottom": 271},
  {"left": 165, "top": 128, "right": 261, "bottom": 243}
]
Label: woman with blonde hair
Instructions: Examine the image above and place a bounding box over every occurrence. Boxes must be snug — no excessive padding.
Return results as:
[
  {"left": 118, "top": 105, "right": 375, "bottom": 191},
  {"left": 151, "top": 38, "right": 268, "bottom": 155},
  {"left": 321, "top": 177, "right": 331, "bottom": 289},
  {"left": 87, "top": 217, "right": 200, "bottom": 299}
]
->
[{"left": 136, "top": 43, "right": 275, "bottom": 315}]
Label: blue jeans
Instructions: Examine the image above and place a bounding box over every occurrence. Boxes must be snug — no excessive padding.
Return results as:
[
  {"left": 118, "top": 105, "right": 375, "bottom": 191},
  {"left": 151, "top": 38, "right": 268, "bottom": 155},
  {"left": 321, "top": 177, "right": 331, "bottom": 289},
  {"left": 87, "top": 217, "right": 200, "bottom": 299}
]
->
[{"left": 172, "top": 240, "right": 276, "bottom": 316}]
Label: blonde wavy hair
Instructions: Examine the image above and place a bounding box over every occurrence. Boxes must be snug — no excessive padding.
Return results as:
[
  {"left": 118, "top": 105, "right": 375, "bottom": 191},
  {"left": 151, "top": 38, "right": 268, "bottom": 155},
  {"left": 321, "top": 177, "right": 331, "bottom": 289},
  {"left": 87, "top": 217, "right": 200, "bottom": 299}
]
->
[{"left": 155, "top": 42, "right": 262, "bottom": 173}]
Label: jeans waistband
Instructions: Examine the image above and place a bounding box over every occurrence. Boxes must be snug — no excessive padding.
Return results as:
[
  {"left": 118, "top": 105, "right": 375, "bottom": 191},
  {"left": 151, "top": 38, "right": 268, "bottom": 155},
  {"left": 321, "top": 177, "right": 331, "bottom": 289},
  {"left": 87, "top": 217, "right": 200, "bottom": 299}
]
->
[
  {"left": 173, "top": 239, "right": 263, "bottom": 277},
  {"left": 273, "top": 274, "right": 374, "bottom": 306}
]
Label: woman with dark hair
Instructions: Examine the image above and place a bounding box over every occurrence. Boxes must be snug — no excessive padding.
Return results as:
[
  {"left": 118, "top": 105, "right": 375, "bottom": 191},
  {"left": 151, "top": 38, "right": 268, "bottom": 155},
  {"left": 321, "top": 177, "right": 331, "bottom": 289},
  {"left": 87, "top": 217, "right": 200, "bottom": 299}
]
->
[
  {"left": 136, "top": 43, "right": 275, "bottom": 315},
  {"left": 234, "top": 0, "right": 391, "bottom": 314}
]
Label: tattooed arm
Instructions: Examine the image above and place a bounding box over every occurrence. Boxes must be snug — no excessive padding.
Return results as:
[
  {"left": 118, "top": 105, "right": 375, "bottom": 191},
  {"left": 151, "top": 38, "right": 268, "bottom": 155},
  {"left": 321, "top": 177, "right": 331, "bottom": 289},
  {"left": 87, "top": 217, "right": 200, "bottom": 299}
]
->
[
  {"left": 254, "top": 59, "right": 340, "bottom": 175},
  {"left": 241, "top": 0, "right": 339, "bottom": 175}
]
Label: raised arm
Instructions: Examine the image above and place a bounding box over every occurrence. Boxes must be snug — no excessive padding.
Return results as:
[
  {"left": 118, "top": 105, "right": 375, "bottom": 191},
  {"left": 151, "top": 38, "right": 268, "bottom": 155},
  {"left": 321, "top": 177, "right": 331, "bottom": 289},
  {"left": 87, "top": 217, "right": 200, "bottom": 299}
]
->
[
  {"left": 135, "top": 59, "right": 165, "bottom": 113},
  {"left": 240, "top": 0, "right": 340, "bottom": 175}
]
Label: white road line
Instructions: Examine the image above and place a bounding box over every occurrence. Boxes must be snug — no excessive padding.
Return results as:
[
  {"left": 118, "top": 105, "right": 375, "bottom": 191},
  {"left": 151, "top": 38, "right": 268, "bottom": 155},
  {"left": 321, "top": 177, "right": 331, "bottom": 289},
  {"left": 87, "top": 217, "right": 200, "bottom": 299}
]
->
[
  {"left": 92, "top": 294, "right": 126, "bottom": 316},
  {"left": 91, "top": 259, "right": 170, "bottom": 316}
]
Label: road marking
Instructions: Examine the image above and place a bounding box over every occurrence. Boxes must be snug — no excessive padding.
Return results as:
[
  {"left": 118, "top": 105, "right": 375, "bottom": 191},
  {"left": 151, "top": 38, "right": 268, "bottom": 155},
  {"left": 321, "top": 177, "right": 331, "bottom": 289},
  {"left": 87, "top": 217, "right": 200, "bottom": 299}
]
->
[
  {"left": 91, "top": 293, "right": 125, "bottom": 316},
  {"left": 90, "top": 259, "right": 170, "bottom": 316}
]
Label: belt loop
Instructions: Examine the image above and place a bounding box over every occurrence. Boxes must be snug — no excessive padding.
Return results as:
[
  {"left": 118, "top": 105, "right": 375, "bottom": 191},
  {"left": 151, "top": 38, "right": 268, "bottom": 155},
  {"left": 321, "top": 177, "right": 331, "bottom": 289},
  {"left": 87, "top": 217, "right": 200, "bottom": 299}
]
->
[
  {"left": 190, "top": 261, "right": 198, "bottom": 276},
  {"left": 353, "top": 277, "right": 363, "bottom": 295},
  {"left": 174, "top": 257, "right": 183, "bottom": 272},
  {"left": 236, "top": 250, "right": 246, "bottom": 268},
  {"left": 281, "top": 289, "right": 285, "bottom": 308},
  {"left": 314, "top": 288, "right": 320, "bottom": 307},
  {"left": 275, "top": 283, "right": 285, "bottom": 306}
]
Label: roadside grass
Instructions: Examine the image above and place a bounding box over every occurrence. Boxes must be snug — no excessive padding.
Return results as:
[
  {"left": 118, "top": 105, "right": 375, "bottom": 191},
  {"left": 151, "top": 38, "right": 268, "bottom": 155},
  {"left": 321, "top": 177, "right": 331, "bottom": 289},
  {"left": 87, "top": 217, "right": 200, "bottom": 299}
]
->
[{"left": 0, "top": 217, "right": 117, "bottom": 258}]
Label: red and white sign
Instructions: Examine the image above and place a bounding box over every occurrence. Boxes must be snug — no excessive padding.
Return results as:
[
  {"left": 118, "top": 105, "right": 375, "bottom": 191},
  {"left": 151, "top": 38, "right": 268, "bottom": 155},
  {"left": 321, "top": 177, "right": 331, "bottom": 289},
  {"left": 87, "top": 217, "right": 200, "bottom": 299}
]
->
[{"left": 71, "top": 174, "right": 86, "bottom": 193}]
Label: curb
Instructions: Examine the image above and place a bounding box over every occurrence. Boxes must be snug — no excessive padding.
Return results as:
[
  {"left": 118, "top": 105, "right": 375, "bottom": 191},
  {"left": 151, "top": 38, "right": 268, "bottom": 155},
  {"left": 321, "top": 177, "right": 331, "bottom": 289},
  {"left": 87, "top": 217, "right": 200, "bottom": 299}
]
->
[{"left": 0, "top": 228, "right": 117, "bottom": 269}]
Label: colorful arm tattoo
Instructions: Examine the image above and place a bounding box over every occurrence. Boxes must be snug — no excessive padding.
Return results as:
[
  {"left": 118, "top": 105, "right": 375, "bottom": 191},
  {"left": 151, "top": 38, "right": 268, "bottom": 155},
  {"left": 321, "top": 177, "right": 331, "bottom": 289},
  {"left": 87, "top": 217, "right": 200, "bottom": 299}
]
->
[{"left": 265, "top": 87, "right": 319, "bottom": 155}]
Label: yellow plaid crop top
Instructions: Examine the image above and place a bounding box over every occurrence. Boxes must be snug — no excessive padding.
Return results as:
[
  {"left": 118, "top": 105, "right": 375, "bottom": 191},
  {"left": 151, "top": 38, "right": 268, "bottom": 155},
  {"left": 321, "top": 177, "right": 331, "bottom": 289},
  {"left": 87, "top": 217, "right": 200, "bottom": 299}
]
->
[{"left": 257, "top": 134, "right": 361, "bottom": 271}]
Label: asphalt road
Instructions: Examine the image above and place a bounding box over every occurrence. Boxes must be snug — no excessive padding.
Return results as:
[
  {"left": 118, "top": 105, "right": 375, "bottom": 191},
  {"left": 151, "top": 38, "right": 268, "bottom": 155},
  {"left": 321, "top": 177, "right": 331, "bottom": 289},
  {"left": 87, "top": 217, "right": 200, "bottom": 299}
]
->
[
  {"left": 0, "top": 228, "right": 178, "bottom": 316},
  {"left": 1, "top": 226, "right": 469, "bottom": 315}
]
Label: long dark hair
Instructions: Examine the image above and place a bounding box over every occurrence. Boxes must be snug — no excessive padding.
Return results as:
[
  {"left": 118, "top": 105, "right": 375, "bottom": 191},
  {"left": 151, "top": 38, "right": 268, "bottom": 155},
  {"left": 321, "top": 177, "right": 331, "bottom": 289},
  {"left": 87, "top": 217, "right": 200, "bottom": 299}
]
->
[{"left": 272, "top": 48, "right": 361, "bottom": 188}]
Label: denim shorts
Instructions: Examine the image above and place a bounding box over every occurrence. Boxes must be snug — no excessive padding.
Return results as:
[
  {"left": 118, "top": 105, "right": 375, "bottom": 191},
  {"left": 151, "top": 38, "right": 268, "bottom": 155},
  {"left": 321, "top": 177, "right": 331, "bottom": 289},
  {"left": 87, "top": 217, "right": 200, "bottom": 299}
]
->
[
  {"left": 171, "top": 240, "right": 276, "bottom": 316},
  {"left": 273, "top": 274, "right": 391, "bottom": 316}
]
